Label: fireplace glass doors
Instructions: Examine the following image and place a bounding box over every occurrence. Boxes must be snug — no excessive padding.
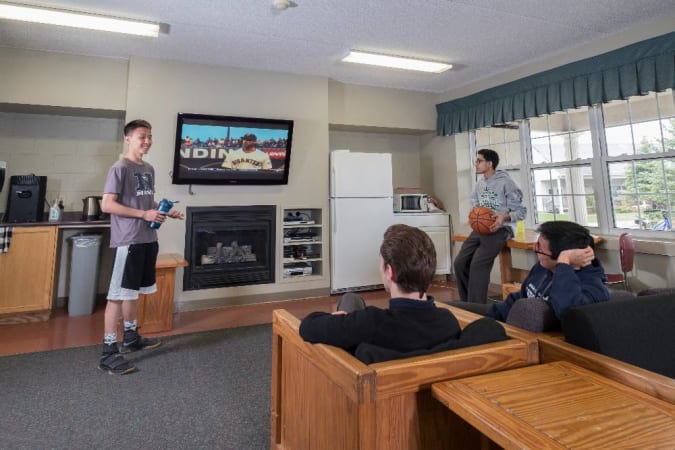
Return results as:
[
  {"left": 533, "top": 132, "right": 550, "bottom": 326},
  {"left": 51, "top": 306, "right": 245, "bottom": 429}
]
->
[{"left": 184, "top": 205, "right": 276, "bottom": 290}]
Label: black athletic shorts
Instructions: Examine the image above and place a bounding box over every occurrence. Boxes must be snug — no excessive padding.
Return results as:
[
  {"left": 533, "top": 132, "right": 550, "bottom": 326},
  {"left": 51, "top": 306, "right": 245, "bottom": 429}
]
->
[{"left": 107, "top": 242, "right": 159, "bottom": 300}]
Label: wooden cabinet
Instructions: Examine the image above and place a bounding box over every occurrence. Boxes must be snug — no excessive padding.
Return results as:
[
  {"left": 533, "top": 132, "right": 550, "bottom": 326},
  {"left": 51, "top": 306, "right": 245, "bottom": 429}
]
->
[
  {"left": 0, "top": 226, "right": 58, "bottom": 320},
  {"left": 137, "top": 253, "right": 187, "bottom": 333},
  {"left": 393, "top": 213, "right": 451, "bottom": 275}
]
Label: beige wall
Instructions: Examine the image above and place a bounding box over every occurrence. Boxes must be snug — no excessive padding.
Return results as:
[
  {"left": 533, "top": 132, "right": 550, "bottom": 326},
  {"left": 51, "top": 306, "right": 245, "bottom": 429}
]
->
[
  {"left": 0, "top": 112, "right": 123, "bottom": 213},
  {"left": 0, "top": 48, "right": 127, "bottom": 110},
  {"left": 329, "top": 130, "right": 425, "bottom": 191},
  {"left": 328, "top": 81, "right": 436, "bottom": 131}
]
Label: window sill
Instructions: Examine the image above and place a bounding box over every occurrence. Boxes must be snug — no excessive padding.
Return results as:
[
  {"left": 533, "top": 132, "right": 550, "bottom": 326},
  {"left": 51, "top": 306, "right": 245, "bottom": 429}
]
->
[{"left": 595, "top": 234, "right": 675, "bottom": 257}]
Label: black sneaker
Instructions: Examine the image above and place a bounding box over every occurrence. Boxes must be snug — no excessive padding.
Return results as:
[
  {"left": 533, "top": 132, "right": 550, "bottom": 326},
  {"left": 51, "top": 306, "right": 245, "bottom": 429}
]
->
[
  {"left": 99, "top": 352, "right": 136, "bottom": 375},
  {"left": 120, "top": 335, "right": 162, "bottom": 353}
]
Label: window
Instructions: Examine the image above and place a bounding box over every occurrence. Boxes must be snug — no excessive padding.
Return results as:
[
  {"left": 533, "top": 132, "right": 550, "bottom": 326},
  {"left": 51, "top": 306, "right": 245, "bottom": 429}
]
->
[
  {"left": 528, "top": 107, "right": 597, "bottom": 226},
  {"left": 475, "top": 124, "right": 521, "bottom": 167},
  {"left": 604, "top": 91, "right": 675, "bottom": 232},
  {"left": 468, "top": 88, "right": 674, "bottom": 235},
  {"left": 474, "top": 122, "right": 522, "bottom": 184}
]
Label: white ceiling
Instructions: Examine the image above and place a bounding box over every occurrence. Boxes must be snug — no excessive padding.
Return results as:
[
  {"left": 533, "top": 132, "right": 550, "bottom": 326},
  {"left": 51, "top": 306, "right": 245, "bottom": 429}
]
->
[{"left": 1, "top": 0, "right": 674, "bottom": 94}]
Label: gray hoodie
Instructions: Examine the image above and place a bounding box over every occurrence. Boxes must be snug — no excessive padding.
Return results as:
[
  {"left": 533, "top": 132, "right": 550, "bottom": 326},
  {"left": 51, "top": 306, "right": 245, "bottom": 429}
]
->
[{"left": 471, "top": 170, "right": 526, "bottom": 235}]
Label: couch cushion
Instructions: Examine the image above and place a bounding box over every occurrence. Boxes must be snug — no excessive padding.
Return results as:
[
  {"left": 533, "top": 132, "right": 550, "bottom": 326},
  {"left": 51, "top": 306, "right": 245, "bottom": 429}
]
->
[
  {"left": 354, "top": 317, "right": 508, "bottom": 364},
  {"left": 506, "top": 298, "right": 559, "bottom": 332},
  {"left": 607, "top": 288, "right": 637, "bottom": 302},
  {"left": 561, "top": 293, "right": 675, "bottom": 378}
]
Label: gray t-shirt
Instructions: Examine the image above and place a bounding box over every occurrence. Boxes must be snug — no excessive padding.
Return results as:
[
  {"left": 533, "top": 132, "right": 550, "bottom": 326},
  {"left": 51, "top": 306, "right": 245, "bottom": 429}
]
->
[{"left": 103, "top": 158, "right": 157, "bottom": 247}]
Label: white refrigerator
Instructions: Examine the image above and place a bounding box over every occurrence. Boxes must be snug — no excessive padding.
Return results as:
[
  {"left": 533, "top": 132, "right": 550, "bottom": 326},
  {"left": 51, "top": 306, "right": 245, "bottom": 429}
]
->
[{"left": 330, "top": 150, "right": 394, "bottom": 293}]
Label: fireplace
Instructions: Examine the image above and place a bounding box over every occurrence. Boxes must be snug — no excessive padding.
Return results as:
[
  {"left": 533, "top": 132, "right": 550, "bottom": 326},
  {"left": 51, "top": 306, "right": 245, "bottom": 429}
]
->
[{"left": 183, "top": 205, "right": 276, "bottom": 290}]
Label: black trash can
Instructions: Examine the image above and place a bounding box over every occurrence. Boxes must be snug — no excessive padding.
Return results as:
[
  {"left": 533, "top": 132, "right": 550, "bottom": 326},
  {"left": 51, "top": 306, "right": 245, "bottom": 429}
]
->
[{"left": 67, "top": 233, "right": 102, "bottom": 316}]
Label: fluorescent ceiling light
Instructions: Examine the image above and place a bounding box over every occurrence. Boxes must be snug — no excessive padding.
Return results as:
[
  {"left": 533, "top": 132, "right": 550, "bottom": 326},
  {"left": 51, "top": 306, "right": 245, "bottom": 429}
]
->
[
  {"left": 342, "top": 51, "right": 452, "bottom": 73},
  {"left": 0, "top": 2, "right": 160, "bottom": 37}
]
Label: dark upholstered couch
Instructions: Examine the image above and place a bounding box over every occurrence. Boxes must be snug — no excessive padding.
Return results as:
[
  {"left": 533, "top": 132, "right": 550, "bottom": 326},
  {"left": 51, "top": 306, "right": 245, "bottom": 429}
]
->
[
  {"left": 561, "top": 291, "right": 675, "bottom": 378},
  {"left": 505, "top": 287, "right": 673, "bottom": 332}
]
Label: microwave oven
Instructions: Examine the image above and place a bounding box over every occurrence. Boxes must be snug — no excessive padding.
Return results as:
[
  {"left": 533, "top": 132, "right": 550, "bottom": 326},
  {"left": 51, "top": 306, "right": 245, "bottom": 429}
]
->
[{"left": 394, "top": 193, "right": 429, "bottom": 212}]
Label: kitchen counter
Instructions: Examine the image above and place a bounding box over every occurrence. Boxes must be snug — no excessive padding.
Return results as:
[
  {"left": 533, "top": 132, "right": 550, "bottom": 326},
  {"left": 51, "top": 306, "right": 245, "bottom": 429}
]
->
[
  {"left": 2, "top": 211, "right": 110, "bottom": 228},
  {"left": 0, "top": 211, "right": 112, "bottom": 322}
]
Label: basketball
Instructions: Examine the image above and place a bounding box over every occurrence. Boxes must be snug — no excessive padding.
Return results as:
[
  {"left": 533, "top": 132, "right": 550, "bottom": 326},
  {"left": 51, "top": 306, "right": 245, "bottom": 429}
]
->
[{"left": 468, "top": 207, "right": 495, "bottom": 234}]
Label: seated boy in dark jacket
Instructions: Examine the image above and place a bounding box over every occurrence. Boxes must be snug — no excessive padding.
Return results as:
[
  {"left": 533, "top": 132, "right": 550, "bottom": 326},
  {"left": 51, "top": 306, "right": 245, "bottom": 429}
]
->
[
  {"left": 299, "top": 224, "right": 461, "bottom": 353},
  {"left": 491, "top": 220, "right": 609, "bottom": 321}
]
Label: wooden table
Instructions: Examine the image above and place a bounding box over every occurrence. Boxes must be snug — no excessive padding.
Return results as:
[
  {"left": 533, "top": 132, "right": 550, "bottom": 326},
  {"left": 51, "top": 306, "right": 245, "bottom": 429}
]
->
[
  {"left": 432, "top": 361, "right": 675, "bottom": 449},
  {"left": 452, "top": 231, "right": 603, "bottom": 299}
]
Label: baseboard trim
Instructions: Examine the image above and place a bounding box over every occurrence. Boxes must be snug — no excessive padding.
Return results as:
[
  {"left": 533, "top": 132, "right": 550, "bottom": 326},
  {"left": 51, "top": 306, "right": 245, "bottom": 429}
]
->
[{"left": 175, "top": 287, "right": 331, "bottom": 313}]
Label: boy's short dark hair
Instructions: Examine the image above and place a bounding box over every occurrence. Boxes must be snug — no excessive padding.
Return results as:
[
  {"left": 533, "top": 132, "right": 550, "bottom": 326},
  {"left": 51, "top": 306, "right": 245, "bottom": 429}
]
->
[
  {"left": 537, "top": 221, "right": 595, "bottom": 259},
  {"left": 124, "top": 119, "right": 152, "bottom": 136},
  {"left": 379, "top": 224, "right": 436, "bottom": 297},
  {"left": 478, "top": 148, "right": 500, "bottom": 169}
]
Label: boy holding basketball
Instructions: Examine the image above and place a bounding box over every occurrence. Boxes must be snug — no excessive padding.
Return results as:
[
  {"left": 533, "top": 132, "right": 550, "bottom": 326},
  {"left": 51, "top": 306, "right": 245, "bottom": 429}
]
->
[{"left": 453, "top": 148, "right": 526, "bottom": 303}]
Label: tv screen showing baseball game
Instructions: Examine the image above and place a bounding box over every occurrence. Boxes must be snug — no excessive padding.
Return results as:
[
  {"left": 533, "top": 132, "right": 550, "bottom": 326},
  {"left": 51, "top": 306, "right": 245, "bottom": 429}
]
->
[{"left": 171, "top": 113, "right": 293, "bottom": 185}]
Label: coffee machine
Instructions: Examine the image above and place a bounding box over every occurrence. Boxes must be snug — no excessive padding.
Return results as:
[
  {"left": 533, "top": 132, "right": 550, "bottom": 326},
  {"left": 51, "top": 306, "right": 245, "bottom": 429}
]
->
[{"left": 6, "top": 174, "right": 48, "bottom": 222}]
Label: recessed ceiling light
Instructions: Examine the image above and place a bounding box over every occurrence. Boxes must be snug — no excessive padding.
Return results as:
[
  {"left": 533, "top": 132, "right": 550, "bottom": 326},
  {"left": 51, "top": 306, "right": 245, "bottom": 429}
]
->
[
  {"left": 342, "top": 50, "right": 452, "bottom": 73},
  {"left": 0, "top": 2, "right": 160, "bottom": 37}
]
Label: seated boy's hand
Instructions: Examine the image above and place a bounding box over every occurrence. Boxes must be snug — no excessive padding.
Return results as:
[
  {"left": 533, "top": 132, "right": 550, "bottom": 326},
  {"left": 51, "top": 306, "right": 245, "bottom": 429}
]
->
[{"left": 557, "top": 246, "right": 594, "bottom": 269}]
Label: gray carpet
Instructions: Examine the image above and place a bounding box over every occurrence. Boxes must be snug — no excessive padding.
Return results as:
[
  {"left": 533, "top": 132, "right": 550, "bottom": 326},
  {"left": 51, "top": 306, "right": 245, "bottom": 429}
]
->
[{"left": 0, "top": 324, "right": 272, "bottom": 450}]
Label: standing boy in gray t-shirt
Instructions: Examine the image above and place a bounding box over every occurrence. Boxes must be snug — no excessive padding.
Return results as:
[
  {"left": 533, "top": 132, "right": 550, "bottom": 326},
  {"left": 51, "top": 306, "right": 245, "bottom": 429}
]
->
[{"left": 98, "top": 119, "right": 184, "bottom": 375}]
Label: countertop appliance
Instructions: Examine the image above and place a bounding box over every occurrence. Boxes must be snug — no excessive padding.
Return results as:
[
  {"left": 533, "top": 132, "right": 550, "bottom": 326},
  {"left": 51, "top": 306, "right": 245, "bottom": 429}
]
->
[
  {"left": 330, "top": 150, "right": 393, "bottom": 294},
  {"left": 6, "top": 174, "right": 47, "bottom": 223},
  {"left": 82, "top": 196, "right": 102, "bottom": 221},
  {"left": 394, "top": 193, "right": 430, "bottom": 212}
]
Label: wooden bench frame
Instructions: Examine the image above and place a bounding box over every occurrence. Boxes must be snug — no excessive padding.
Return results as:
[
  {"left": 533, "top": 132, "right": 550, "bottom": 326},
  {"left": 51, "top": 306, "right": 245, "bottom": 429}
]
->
[{"left": 270, "top": 307, "right": 538, "bottom": 450}]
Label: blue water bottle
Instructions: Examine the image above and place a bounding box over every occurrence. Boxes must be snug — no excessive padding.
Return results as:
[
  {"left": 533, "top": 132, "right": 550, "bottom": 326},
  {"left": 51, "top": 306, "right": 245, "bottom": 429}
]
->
[{"left": 150, "top": 198, "right": 178, "bottom": 229}]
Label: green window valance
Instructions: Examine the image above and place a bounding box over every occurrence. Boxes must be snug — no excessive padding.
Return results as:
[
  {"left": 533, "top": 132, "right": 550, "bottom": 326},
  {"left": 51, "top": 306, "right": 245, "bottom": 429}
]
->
[{"left": 436, "top": 31, "right": 675, "bottom": 136}]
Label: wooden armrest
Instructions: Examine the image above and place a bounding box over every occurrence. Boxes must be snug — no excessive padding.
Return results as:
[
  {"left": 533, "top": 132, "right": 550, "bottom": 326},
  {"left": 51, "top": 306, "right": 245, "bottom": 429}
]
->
[
  {"left": 372, "top": 339, "right": 531, "bottom": 395},
  {"left": 437, "top": 302, "right": 540, "bottom": 363}
]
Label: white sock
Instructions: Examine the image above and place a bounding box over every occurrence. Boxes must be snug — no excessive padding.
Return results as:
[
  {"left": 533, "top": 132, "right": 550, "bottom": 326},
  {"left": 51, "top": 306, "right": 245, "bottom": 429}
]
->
[
  {"left": 104, "top": 333, "right": 117, "bottom": 346},
  {"left": 124, "top": 320, "right": 137, "bottom": 332}
]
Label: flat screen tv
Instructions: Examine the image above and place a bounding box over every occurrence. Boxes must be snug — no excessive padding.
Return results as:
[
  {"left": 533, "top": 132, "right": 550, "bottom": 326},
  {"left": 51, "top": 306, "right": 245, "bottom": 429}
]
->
[{"left": 172, "top": 113, "right": 294, "bottom": 185}]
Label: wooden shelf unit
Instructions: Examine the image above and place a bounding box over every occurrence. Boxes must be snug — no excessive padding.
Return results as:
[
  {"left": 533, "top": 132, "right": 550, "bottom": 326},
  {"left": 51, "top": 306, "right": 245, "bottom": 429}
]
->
[{"left": 281, "top": 208, "right": 323, "bottom": 281}]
